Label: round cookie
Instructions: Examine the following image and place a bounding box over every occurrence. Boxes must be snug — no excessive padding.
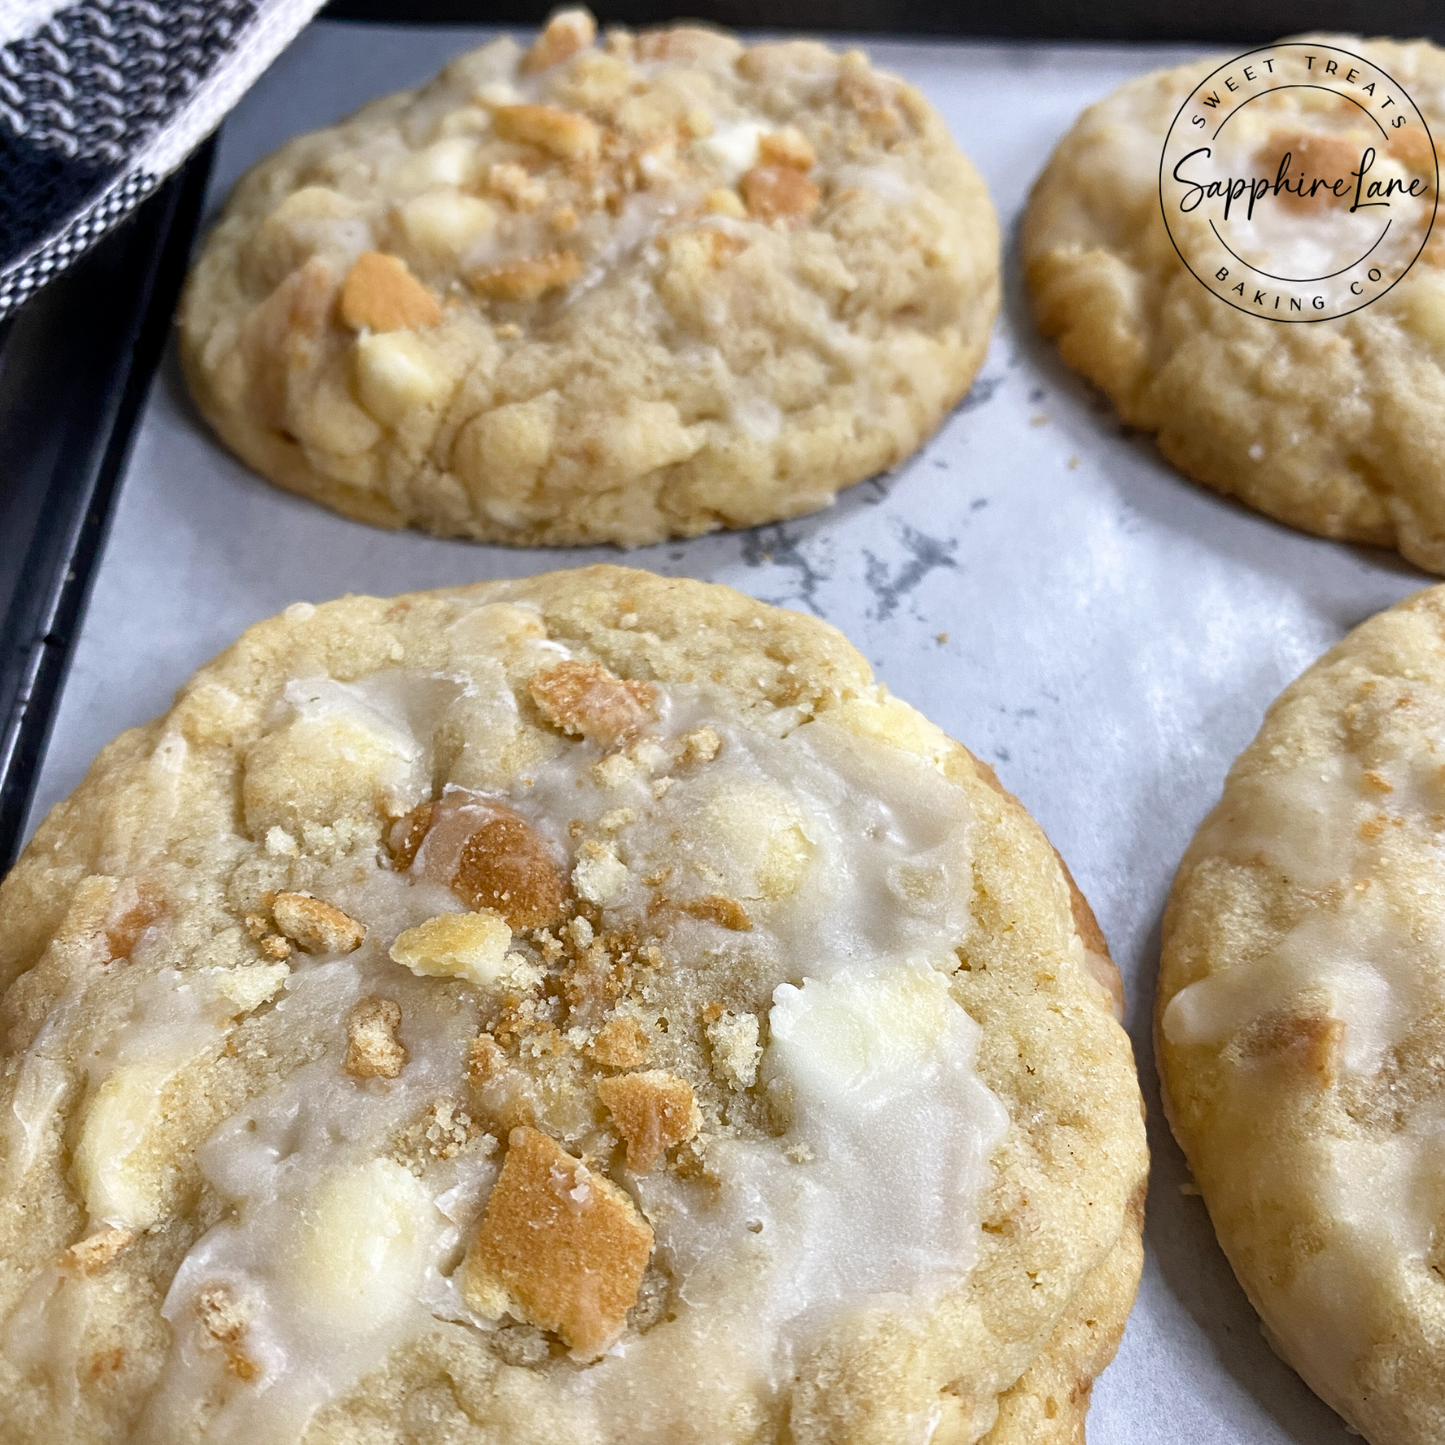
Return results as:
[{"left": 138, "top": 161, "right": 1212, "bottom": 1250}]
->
[
  {"left": 179, "top": 13, "right": 999, "bottom": 547},
  {"left": 0, "top": 566, "right": 1145, "bottom": 1444},
  {"left": 1160, "top": 585, "right": 1445, "bottom": 1444},
  {"left": 1024, "top": 36, "right": 1445, "bottom": 572}
]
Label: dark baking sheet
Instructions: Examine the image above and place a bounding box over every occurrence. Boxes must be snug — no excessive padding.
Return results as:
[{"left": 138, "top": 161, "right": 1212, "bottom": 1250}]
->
[
  {"left": 320, "top": 0, "right": 1444, "bottom": 43},
  {"left": 0, "top": 144, "right": 213, "bottom": 873}
]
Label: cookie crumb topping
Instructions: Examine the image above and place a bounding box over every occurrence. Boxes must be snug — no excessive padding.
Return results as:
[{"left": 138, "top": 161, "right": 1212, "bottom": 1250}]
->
[
  {"left": 587, "top": 1014, "right": 650, "bottom": 1068},
  {"left": 597, "top": 1069, "right": 701, "bottom": 1171},
  {"left": 740, "top": 164, "right": 821, "bottom": 225},
  {"left": 272, "top": 892, "right": 366, "bottom": 955},
  {"left": 466, "top": 249, "right": 582, "bottom": 301},
  {"left": 57, "top": 1226, "right": 135, "bottom": 1278},
  {"left": 448, "top": 801, "right": 569, "bottom": 928},
  {"left": 522, "top": 8, "right": 596, "bottom": 73},
  {"left": 528, "top": 659, "right": 656, "bottom": 743},
  {"left": 705, "top": 1009, "right": 762, "bottom": 1089},
  {"left": 345, "top": 996, "right": 408, "bottom": 1079},
  {"left": 390, "top": 911, "right": 540, "bottom": 995}
]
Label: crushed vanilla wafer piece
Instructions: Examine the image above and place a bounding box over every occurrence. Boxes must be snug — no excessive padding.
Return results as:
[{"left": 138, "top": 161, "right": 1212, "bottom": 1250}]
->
[
  {"left": 58, "top": 1227, "right": 135, "bottom": 1278},
  {"left": 492, "top": 104, "right": 600, "bottom": 161},
  {"left": 705, "top": 1009, "right": 762, "bottom": 1090},
  {"left": 1239, "top": 1010, "right": 1346, "bottom": 1089},
  {"left": 681, "top": 894, "right": 752, "bottom": 931},
  {"left": 467, "top": 250, "right": 582, "bottom": 302},
  {"left": 388, "top": 801, "right": 434, "bottom": 870},
  {"left": 677, "top": 726, "right": 721, "bottom": 765},
  {"left": 195, "top": 1284, "right": 261, "bottom": 1380},
  {"left": 271, "top": 893, "right": 365, "bottom": 955},
  {"left": 104, "top": 884, "right": 163, "bottom": 962},
  {"left": 702, "top": 188, "right": 746, "bottom": 217},
  {"left": 836, "top": 67, "right": 904, "bottom": 132},
  {"left": 460, "top": 1126, "right": 653, "bottom": 1357},
  {"left": 528, "top": 659, "right": 655, "bottom": 744},
  {"left": 338, "top": 252, "right": 441, "bottom": 332},
  {"left": 345, "top": 996, "right": 407, "bottom": 1079},
  {"left": 245, "top": 912, "right": 293, "bottom": 959},
  {"left": 740, "top": 165, "right": 821, "bottom": 225},
  {"left": 196, "top": 1283, "right": 249, "bottom": 1346},
  {"left": 469, "top": 1031, "right": 507, "bottom": 1084},
  {"left": 484, "top": 161, "right": 547, "bottom": 210},
  {"left": 597, "top": 1070, "right": 701, "bottom": 1171},
  {"left": 453, "top": 803, "right": 569, "bottom": 929},
  {"left": 523, "top": 9, "right": 595, "bottom": 72},
  {"left": 572, "top": 841, "right": 629, "bottom": 905},
  {"left": 390, "top": 910, "right": 542, "bottom": 993},
  {"left": 587, "top": 1015, "right": 650, "bottom": 1069},
  {"left": 759, "top": 127, "right": 816, "bottom": 170}
]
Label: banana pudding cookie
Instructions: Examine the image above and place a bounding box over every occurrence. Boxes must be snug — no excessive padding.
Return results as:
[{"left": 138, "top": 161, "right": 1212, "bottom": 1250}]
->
[
  {"left": 179, "top": 13, "right": 999, "bottom": 546},
  {"left": 0, "top": 566, "right": 1144, "bottom": 1444},
  {"left": 1024, "top": 37, "right": 1445, "bottom": 571},
  {"left": 1160, "top": 585, "right": 1445, "bottom": 1445}
]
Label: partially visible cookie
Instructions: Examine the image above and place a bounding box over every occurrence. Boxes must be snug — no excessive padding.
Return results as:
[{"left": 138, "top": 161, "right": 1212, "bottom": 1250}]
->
[
  {"left": 0, "top": 565, "right": 1144, "bottom": 1444},
  {"left": 179, "top": 12, "right": 999, "bottom": 546},
  {"left": 1160, "top": 585, "right": 1445, "bottom": 1444},
  {"left": 1024, "top": 36, "right": 1445, "bottom": 572}
]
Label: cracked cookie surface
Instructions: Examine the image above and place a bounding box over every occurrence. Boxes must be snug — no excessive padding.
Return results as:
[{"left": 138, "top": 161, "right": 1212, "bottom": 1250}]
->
[
  {"left": 179, "top": 12, "right": 998, "bottom": 546},
  {"left": 0, "top": 565, "right": 1144, "bottom": 1444}
]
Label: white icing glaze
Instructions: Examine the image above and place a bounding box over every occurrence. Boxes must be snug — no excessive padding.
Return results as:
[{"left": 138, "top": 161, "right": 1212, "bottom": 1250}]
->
[
  {"left": 508, "top": 691, "right": 978, "bottom": 972},
  {"left": 569, "top": 952, "right": 1007, "bottom": 1445},
  {"left": 75, "top": 967, "right": 289, "bottom": 1229},
  {"left": 654, "top": 961, "right": 1003, "bottom": 1340},
  {"left": 1163, "top": 743, "right": 1445, "bottom": 1409},
  {"left": 272, "top": 671, "right": 466, "bottom": 815},
  {"left": 10, "top": 1053, "right": 68, "bottom": 1173},
  {"left": 139, "top": 949, "right": 491, "bottom": 1442},
  {"left": 480, "top": 690, "right": 999, "bottom": 1440},
  {"left": 1163, "top": 751, "right": 1444, "bottom": 1069}
]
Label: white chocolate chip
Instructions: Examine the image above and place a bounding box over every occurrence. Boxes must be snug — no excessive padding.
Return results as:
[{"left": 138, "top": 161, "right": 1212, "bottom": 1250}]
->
[
  {"left": 355, "top": 332, "right": 455, "bottom": 425},
  {"left": 693, "top": 121, "right": 767, "bottom": 177},
  {"left": 393, "top": 137, "right": 477, "bottom": 193},
  {"left": 390, "top": 911, "right": 541, "bottom": 993},
  {"left": 571, "top": 842, "right": 629, "bottom": 905},
  {"left": 398, "top": 190, "right": 496, "bottom": 259}
]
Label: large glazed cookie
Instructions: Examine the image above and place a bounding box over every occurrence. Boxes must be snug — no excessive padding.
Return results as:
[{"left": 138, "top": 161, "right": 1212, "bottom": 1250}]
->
[
  {"left": 1024, "top": 37, "right": 1445, "bottom": 572},
  {"left": 0, "top": 566, "right": 1144, "bottom": 1444},
  {"left": 179, "top": 13, "right": 999, "bottom": 546},
  {"left": 1160, "top": 585, "right": 1445, "bottom": 1445}
]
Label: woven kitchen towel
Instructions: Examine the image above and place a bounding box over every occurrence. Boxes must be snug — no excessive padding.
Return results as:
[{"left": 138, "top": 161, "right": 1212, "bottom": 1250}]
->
[{"left": 0, "top": 0, "right": 323, "bottom": 318}]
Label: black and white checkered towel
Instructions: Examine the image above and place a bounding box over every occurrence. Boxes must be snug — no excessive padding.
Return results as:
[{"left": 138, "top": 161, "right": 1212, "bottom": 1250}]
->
[{"left": 0, "top": 0, "right": 323, "bottom": 318}]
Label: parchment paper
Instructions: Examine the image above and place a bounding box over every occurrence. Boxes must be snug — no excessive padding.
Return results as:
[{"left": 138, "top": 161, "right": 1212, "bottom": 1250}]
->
[{"left": 25, "top": 22, "right": 1428, "bottom": 1442}]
